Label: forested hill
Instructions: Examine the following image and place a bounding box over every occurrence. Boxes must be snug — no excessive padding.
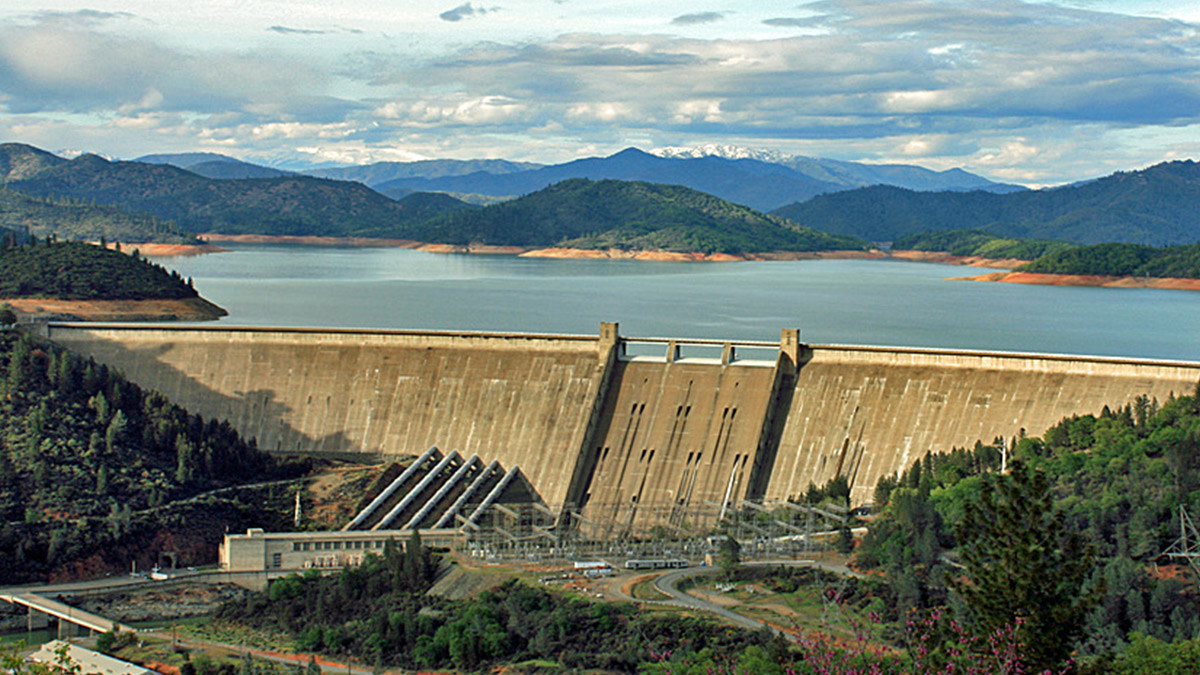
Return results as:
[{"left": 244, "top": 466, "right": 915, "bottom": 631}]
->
[
  {"left": 1018, "top": 242, "right": 1200, "bottom": 279},
  {"left": 893, "top": 230, "right": 1200, "bottom": 280},
  {"left": 4, "top": 145, "right": 478, "bottom": 238},
  {"left": 892, "top": 229, "right": 1076, "bottom": 260},
  {"left": 0, "top": 142, "right": 65, "bottom": 180},
  {"left": 404, "top": 178, "right": 869, "bottom": 254},
  {"left": 0, "top": 331, "right": 304, "bottom": 582},
  {"left": 0, "top": 187, "right": 195, "bottom": 244},
  {"left": 0, "top": 240, "right": 198, "bottom": 300},
  {"left": 772, "top": 160, "right": 1200, "bottom": 245}
]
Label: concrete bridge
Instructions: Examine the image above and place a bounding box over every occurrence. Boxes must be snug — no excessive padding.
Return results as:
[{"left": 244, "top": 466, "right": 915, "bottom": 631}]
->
[
  {"left": 43, "top": 322, "right": 1200, "bottom": 530},
  {"left": 0, "top": 592, "right": 138, "bottom": 636}
]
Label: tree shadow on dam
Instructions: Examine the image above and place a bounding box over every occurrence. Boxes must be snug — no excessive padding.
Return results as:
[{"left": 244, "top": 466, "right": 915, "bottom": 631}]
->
[{"left": 73, "top": 337, "right": 363, "bottom": 458}]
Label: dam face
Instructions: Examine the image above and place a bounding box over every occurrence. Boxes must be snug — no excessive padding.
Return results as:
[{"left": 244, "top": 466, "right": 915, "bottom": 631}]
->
[{"left": 46, "top": 323, "right": 1200, "bottom": 526}]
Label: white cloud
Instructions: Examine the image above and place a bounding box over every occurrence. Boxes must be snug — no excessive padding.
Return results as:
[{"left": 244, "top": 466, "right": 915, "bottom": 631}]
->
[
  {"left": 567, "top": 102, "right": 634, "bottom": 122},
  {"left": 0, "top": 0, "right": 1197, "bottom": 183}
]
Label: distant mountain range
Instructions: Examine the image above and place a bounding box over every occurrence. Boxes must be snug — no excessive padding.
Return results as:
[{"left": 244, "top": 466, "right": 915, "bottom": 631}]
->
[
  {"left": 8, "top": 147, "right": 477, "bottom": 239},
  {"left": 1, "top": 143, "right": 866, "bottom": 253},
  {"left": 771, "top": 160, "right": 1200, "bottom": 245},
  {"left": 360, "top": 147, "right": 1018, "bottom": 211},
  {"left": 136, "top": 152, "right": 296, "bottom": 179},
  {"left": 5, "top": 141, "right": 1198, "bottom": 252},
  {"left": 650, "top": 144, "right": 1021, "bottom": 194},
  {"left": 306, "top": 158, "right": 542, "bottom": 186},
  {"left": 133, "top": 145, "right": 1018, "bottom": 212},
  {"left": 0, "top": 144, "right": 194, "bottom": 243}
]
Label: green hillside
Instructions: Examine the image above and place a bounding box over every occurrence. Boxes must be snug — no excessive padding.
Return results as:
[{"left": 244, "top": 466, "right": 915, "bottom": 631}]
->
[
  {"left": 0, "top": 331, "right": 304, "bottom": 583},
  {"left": 406, "top": 178, "right": 868, "bottom": 254},
  {"left": 0, "top": 187, "right": 194, "bottom": 244},
  {"left": 0, "top": 240, "right": 198, "bottom": 300},
  {"left": 772, "top": 160, "right": 1200, "bottom": 245},
  {"left": 4, "top": 145, "right": 477, "bottom": 238},
  {"left": 892, "top": 229, "right": 1076, "bottom": 260},
  {"left": 0, "top": 142, "right": 65, "bottom": 180},
  {"left": 1018, "top": 242, "right": 1200, "bottom": 278},
  {"left": 858, "top": 389, "right": 1200, "bottom": 669},
  {"left": 892, "top": 230, "right": 1200, "bottom": 279}
]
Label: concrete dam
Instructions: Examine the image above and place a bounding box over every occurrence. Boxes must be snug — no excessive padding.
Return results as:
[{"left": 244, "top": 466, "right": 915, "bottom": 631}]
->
[{"left": 45, "top": 323, "right": 1200, "bottom": 530}]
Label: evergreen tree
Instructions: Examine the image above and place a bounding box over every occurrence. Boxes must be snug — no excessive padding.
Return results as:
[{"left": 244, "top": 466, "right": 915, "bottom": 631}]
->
[{"left": 950, "top": 460, "right": 1102, "bottom": 672}]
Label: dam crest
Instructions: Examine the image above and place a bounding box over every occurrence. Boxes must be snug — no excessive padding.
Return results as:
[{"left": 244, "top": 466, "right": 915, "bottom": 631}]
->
[{"left": 43, "top": 322, "right": 1200, "bottom": 531}]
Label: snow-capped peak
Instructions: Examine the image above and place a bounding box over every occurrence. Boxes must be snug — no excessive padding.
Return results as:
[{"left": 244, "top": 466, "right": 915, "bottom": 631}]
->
[{"left": 649, "top": 144, "right": 798, "bottom": 164}]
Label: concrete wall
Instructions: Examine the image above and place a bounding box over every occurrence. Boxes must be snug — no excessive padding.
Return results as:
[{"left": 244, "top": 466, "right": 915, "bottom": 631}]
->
[
  {"left": 574, "top": 354, "right": 780, "bottom": 530},
  {"left": 47, "top": 325, "right": 612, "bottom": 507},
  {"left": 46, "top": 324, "right": 1200, "bottom": 520},
  {"left": 771, "top": 346, "right": 1200, "bottom": 505}
]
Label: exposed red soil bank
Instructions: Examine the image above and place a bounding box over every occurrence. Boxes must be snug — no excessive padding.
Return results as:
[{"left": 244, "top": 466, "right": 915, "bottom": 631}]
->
[
  {"left": 101, "top": 241, "right": 228, "bottom": 256},
  {"left": 200, "top": 234, "right": 888, "bottom": 262},
  {"left": 952, "top": 271, "right": 1200, "bottom": 292},
  {"left": 519, "top": 247, "right": 887, "bottom": 262},
  {"left": 888, "top": 249, "right": 1031, "bottom": 269},
  {"left": 0, "top": 297, "right": 227, "bottom": 321},
  {"left": 201, "top": 233, "right": 423, "bottom": 248}
]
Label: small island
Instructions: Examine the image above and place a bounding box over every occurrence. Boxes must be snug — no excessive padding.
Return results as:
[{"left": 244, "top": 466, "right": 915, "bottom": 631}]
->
[{"left": 0, "top": 238, "right": 227, "bottom": 321}]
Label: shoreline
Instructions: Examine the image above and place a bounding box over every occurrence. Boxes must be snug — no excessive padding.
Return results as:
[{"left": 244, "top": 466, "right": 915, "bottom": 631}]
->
[
  {"left": 951, "top": 271, "right": 1200, "bottom": 292},
  {"left": 518, "top": 247, "right": 887, "bottom": 262},
  {"left": 0, "top": 297, "right": 228, "bottom": 322},
  {"left": 160, "top": 236, "right": 1200, "bottom": 292},
  {"left": 200, "top": 233, "right": 888, "bottom": 262},
  {"left": 886, "top": 249, "right": 1032, "bottom": 269},
  {"left": 102, "top": 241, "right": 230, "bottom": 257},
  {"left": 200, "top": 233, "right": 425, "bottom": 249}
]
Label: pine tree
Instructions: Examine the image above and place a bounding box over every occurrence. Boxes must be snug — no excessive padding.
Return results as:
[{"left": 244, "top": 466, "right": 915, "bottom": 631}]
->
[{"left": 950, "top": 460, "right": 1102, "bottom": 672}]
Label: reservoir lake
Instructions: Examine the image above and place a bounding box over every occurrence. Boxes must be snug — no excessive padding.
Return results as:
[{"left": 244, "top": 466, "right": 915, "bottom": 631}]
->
[{"left": 154, "top": 243, "right": 1200, "bottom": 362}]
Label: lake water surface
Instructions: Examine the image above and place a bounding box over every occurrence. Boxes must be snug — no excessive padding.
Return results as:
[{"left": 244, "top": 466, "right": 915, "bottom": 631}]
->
[{"left": 154, "top": 244, "right": 1200, "bottom": 362}]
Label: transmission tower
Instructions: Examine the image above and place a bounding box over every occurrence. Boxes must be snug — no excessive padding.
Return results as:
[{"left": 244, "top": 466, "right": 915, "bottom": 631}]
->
[{"left": 1162, "top": 505, "right": 1200, "bottom": 578}]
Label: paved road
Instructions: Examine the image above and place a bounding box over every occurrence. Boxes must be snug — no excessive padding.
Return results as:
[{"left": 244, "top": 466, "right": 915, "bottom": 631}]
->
[
  {"left": 0, "top": 567, "right": 215, "bottom": 598},
  {"left": 648, "top": 559, "right": 865, "bottom": 641}
]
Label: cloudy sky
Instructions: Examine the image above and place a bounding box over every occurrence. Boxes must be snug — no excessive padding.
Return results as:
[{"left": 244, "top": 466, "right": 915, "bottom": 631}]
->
[{"left": 1, "top": 0, "right": 1198, "bottom": 185}]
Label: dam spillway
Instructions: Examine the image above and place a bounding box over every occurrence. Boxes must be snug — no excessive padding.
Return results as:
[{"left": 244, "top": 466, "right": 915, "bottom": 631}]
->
[{"left": 44, "top": 323, "right": 1200, "bottom": 526}]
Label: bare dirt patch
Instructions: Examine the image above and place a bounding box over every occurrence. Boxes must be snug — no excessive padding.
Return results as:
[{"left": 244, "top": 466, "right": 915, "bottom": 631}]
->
[
  {"left": 102, "top": 242, "right": 229, "bottom": 257},
  {"left": 1, "top": 297, "right": 226, "bottom": 321},
  {"left": 302, "top": 463, "right": 387, "bottom": 529},
  {"left": 952, "top": 271, "right": 1200, "bottom": 292},
  {"left": 201, "top": 233, "right": 424, "bottom": 248},
  {"left": 74, "top": 584, "right": 249, "bottom": 622},
  {"left": 887, "top": 249, "right": 1029, "bottom": 269},
  {"left": 519, "top": 247, "right": 887, "bottom": 262}
]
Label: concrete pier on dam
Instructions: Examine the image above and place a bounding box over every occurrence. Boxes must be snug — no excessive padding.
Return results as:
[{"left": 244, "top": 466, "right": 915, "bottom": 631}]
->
[{"left": 43, "top": 322, "right": 1200, "bottom": 526}]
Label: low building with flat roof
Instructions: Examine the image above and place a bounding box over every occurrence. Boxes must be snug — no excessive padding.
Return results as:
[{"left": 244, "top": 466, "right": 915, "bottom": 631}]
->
[{"left": 219, "top": 528, "right": 465, "bottom": 573}]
